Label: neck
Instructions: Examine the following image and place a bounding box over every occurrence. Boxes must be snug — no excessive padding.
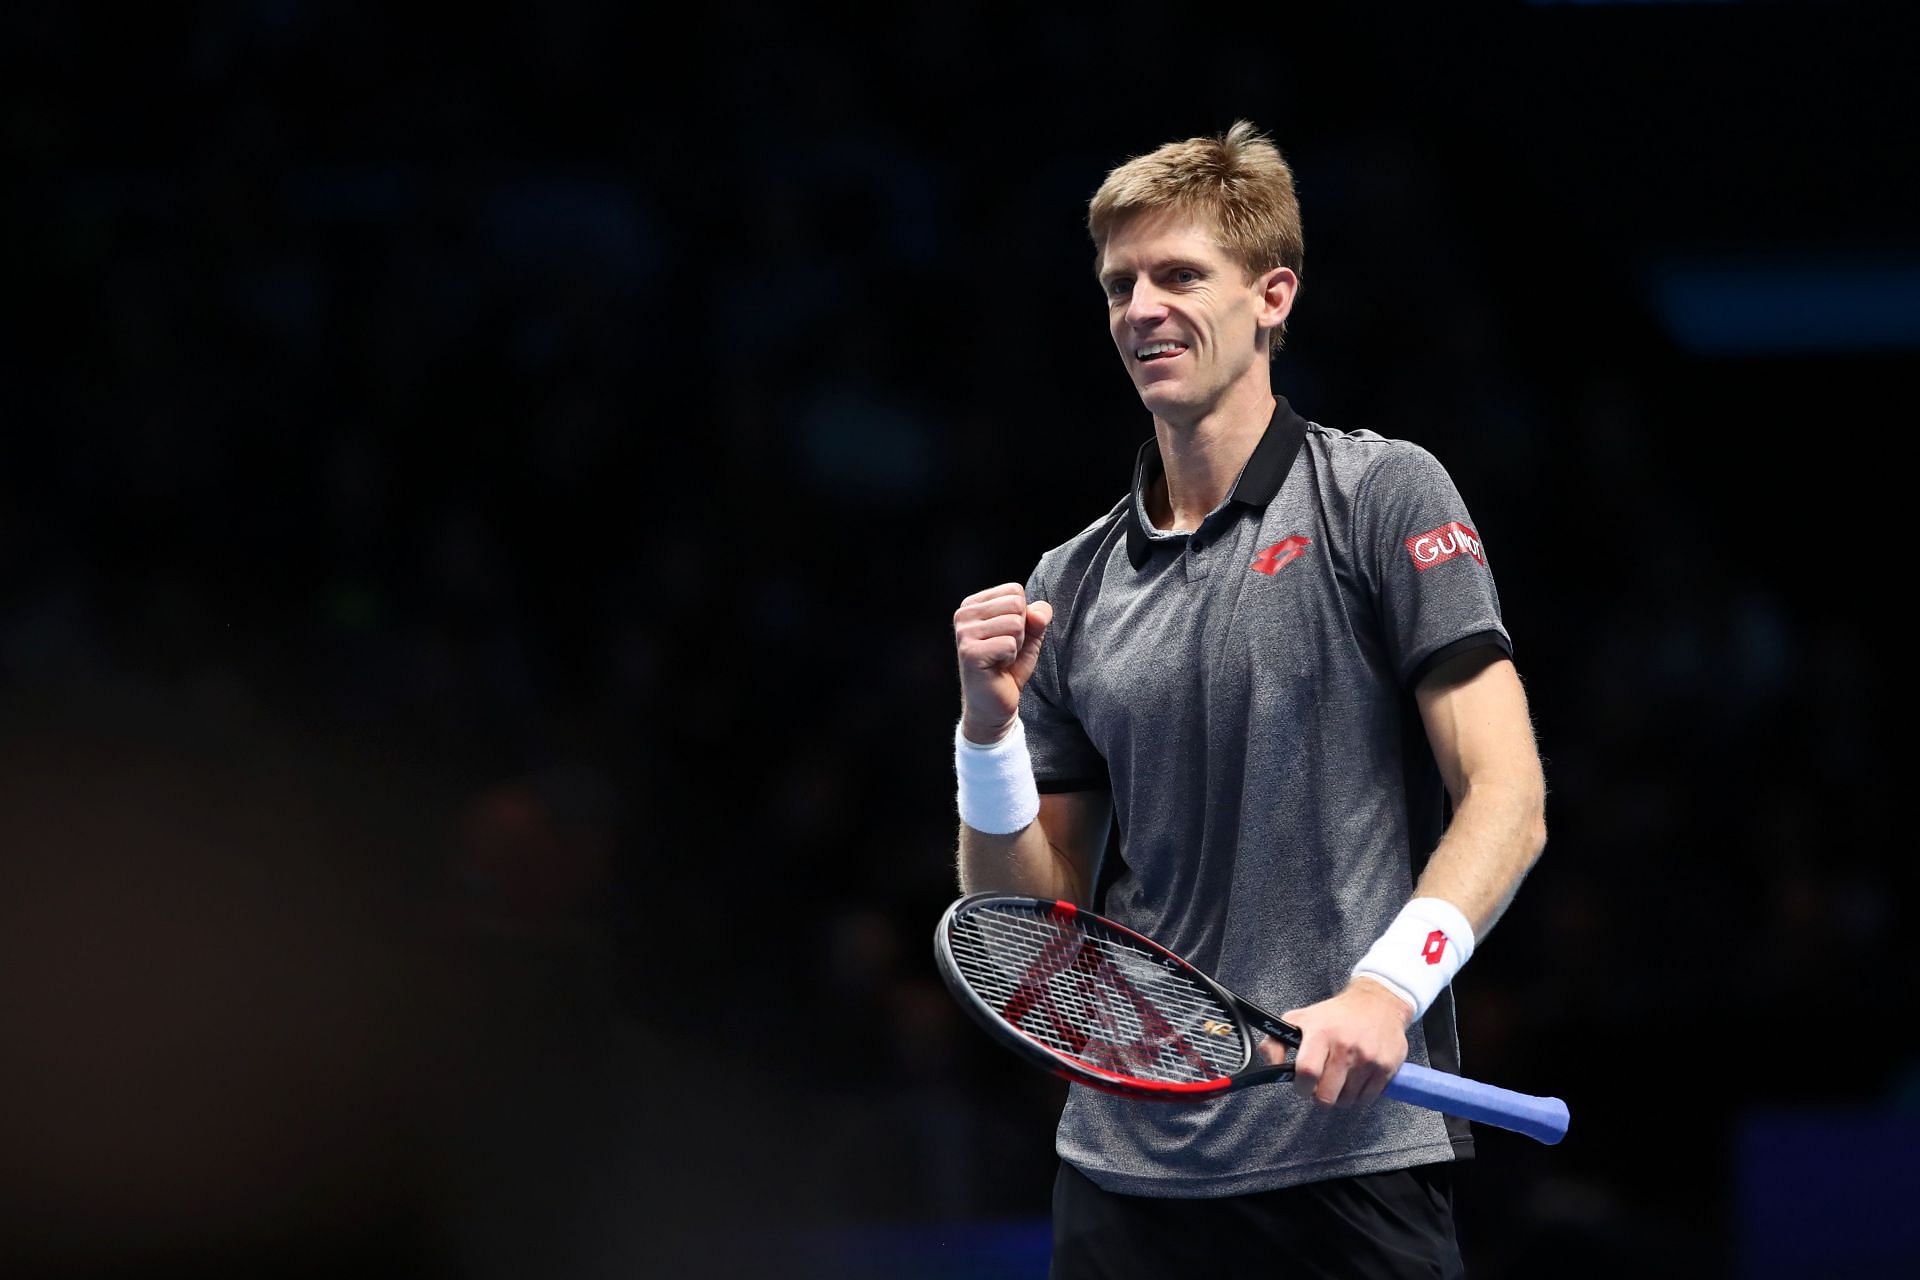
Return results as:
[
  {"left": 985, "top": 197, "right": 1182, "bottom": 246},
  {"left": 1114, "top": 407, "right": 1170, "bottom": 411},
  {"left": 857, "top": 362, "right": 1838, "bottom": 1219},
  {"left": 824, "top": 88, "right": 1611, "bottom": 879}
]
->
[{"left": 1148, "top": 379, "right": 1276, "bottom": 533}]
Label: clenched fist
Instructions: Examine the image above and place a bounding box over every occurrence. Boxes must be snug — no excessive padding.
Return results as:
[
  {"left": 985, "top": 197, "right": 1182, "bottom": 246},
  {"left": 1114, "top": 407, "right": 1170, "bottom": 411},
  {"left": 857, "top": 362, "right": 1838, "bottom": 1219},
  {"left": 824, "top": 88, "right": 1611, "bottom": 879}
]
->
[{"left": 953, "top": 584, "right": 1053, "bottom": 745}]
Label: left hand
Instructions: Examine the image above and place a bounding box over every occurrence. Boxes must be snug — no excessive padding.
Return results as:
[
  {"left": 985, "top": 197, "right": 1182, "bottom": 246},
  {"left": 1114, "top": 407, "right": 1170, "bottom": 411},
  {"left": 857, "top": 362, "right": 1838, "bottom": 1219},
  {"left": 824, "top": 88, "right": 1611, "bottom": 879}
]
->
[{"left": 1258, "top": 978, "right": 1415, "bottom": 1107}]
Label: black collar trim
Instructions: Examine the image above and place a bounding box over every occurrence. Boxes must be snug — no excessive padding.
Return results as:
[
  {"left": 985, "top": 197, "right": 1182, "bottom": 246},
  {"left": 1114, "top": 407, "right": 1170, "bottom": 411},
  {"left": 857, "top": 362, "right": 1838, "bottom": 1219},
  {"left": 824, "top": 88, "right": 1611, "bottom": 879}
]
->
[{"left": 1124, "top": 397, "right": 1310, "bottom": 570}]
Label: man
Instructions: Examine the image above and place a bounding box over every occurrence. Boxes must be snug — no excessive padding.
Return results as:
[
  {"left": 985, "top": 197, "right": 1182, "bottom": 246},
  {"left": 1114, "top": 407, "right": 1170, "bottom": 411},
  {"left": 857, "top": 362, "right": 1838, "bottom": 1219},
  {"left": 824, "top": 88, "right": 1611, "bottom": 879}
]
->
[{"left": 950, "top": 122, "right": 1547, "bottom": 1277}]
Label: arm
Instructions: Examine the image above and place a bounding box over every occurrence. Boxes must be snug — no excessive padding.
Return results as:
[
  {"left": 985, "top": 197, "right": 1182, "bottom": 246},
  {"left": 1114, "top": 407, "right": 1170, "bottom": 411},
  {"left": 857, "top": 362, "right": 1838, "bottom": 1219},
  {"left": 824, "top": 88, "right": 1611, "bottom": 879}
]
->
[
  {"left": 1282, "top": 647, "right": 1547, "bottom": 1105},
  {"left": 951, "top": 582, "right": 1112, "bottom": 903},
  {"left": 1405, "top": 648, "right": 1549, "bottom": 934},
  {"left": 958, "top": 789, "right": 1111, "bottom": 904}
]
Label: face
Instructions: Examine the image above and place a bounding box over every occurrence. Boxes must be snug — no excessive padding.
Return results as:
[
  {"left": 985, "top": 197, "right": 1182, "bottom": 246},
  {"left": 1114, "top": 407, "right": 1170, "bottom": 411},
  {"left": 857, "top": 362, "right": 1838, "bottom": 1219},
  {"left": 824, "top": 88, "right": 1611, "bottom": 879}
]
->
[{"left": 1099, "top": 208, "right": 1285, "bottom": 426}]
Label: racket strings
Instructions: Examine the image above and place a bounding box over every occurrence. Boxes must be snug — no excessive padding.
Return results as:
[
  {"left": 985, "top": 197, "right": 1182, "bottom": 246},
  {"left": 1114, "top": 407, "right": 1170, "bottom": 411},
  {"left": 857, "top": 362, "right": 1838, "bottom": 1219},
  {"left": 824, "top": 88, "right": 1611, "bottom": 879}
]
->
[
  {"left": 1064, "top": 933, "right": 1214, "bottom": 1079},
  {"left": 957, "top": 912, "right": 1239, "bottom": 1081},
  {"left": 949, "top": 908, "right": 1247, "bottom": 1084},
  {"left": 955, "top": 913, "right": 1231, "bottom": 1029}
]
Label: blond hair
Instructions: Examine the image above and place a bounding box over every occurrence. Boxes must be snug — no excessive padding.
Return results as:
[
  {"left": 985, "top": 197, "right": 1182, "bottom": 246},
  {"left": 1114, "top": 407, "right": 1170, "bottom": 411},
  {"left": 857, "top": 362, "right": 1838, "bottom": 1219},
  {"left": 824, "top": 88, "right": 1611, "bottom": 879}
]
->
[{"left": 1087, "top": 121, "right": 1304, "bottom": 353}]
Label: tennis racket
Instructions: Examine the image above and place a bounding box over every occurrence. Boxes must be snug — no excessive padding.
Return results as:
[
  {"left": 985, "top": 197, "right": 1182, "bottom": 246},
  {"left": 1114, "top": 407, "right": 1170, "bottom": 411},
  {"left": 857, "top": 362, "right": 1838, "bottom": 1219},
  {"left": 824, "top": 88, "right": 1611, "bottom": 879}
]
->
[{"left": 935, "top": 893, "right": 1568, "bottom": 1145}]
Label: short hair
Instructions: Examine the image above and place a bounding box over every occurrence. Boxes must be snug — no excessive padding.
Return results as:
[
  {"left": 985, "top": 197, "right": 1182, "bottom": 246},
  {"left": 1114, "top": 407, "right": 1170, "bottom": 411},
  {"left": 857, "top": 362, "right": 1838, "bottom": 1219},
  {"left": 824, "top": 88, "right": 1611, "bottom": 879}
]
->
[{"left": 1087, "top": 121, "right": 1304, "bottom": 353}]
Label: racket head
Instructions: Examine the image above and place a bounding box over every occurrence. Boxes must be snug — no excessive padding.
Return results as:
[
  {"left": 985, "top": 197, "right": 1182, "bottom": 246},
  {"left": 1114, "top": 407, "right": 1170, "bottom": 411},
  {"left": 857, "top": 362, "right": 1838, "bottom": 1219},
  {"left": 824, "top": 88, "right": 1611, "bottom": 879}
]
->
[{"left": 934, "top": 893, "right": 1265, "bottom": 1101}]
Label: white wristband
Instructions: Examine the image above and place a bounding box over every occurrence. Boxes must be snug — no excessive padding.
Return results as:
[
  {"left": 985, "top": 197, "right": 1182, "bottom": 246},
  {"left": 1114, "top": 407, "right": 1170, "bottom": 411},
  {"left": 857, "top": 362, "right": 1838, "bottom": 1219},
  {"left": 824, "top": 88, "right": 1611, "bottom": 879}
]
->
[
  {"left": 1351, "top": 897, "right": 1477, "bottom": 1019},
  {"left": 955, "top": 719, "right": 1040, "bottom": 835}
]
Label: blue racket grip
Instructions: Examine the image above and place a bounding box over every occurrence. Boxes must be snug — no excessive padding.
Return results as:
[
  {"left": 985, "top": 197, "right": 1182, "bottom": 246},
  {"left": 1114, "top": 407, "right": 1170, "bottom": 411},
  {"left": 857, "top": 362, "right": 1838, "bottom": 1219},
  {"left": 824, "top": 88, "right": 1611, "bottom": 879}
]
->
[{"left": 1384, "top": 1063, "right": 1569, "bottom": 1145}]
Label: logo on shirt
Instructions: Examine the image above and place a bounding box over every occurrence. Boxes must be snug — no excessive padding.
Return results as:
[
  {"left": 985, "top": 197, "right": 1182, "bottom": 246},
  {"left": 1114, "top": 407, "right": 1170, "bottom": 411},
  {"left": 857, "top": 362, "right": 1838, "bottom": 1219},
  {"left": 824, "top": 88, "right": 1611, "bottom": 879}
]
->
[
  {"left": 1250, "top": 536, "right": 1312, "bottom": 575},
  {"left": 1406, "top": 522, "right": 1484, "bottom": 572},
  {"left": 1422, "top": 930, "right": 1448, "bottom": 965}
]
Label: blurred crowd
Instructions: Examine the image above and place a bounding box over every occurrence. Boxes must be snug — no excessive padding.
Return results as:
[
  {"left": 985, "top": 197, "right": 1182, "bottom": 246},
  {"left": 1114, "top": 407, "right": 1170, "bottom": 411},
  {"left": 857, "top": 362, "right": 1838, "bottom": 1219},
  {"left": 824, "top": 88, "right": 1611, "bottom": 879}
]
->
[{"left": 3, "top": 3, "right": 1911, "bottom": 1276}]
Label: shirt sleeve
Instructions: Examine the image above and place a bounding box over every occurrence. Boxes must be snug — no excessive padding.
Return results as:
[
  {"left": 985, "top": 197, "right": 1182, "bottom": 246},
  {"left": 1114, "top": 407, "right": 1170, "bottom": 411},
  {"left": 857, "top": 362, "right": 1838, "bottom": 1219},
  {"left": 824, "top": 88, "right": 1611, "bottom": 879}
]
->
[
  {"left": 1357, "top": 442, "right": 1513, "bottom": 690},
  {"left": 1018, "top": 563, "right": 1109, "bottom": 793}
]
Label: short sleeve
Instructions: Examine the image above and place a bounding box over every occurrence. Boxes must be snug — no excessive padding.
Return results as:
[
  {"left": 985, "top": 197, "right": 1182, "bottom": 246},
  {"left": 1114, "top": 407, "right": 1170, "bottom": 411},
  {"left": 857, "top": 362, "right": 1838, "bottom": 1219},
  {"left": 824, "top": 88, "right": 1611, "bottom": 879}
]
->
[
  {"left": 1018, "top": 564, "right": 1109, "bottom": 793},
  {"left": 1357, "top": 444, "right": 1513, "bottom": 689}
]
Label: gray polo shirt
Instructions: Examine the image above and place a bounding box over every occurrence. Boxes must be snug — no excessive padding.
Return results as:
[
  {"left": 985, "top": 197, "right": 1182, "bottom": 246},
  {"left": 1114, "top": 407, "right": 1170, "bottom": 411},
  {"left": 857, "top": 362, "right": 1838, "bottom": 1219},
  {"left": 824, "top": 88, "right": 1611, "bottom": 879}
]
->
[{"left": 1019, "top": 396, "right": 1511, "bottom": 1197}]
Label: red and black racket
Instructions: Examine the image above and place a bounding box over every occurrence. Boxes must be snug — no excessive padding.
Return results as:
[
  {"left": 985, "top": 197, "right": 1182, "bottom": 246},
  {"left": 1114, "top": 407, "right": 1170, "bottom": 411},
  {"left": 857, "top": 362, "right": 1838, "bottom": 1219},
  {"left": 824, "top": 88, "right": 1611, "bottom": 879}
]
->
[{"left": 935, "top": 893, "right": 1568, "bottom": 1145}]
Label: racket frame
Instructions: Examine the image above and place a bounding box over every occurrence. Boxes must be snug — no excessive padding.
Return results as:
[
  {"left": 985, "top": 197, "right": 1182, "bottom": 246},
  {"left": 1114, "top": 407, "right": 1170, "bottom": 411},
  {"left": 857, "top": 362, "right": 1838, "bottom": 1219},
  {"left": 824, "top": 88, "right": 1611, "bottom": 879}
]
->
[
  {"left": 935, "top": 892, "right": 1571, "bottom": 1145},
  {"left": 934, "top": 892, "right": 1305, "bottom": 1101}
]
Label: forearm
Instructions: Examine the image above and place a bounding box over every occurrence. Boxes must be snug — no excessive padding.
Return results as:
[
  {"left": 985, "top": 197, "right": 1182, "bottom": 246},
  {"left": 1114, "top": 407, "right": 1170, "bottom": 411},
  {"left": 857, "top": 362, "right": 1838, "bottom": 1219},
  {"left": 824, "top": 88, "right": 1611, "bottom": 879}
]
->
[
  {"left": 1411, "top": 776, "right": 1547, "bottom": 937},
  {"left": 952, "top": 584, "right": 1103, "bottom": 903},
  {"left": 957, "top": 821, "right": 1086, "bottom": 903}
]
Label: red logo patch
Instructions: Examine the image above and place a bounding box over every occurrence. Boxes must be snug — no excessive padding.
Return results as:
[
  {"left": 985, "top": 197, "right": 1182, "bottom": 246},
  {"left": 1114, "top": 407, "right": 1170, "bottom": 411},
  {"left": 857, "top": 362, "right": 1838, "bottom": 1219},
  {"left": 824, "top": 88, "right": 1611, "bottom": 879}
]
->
[
  {"left": 1422, "top": 930, "right": 1448, "bottom": 965},
  {"left": 1405, "top": 522, "right": 1484, "bottom": 572},
  {"left": 1250, "top": 536, "right": 1311, "bottom": 575}
]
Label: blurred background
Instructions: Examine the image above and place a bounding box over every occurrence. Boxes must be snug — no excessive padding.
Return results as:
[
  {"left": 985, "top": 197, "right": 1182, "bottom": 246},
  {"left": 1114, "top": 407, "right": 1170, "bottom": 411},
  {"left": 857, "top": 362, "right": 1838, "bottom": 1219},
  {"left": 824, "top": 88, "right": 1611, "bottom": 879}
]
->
[{"left": 3, "top": 1, "right": 1916, "bottom": 1276}]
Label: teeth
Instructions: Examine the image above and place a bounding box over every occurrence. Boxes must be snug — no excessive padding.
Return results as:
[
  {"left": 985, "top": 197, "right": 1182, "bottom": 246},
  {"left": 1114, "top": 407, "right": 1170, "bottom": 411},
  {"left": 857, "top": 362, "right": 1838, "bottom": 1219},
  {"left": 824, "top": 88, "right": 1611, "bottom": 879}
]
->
[{"left": 1136, "top": 341, "right": 1185, "bottom": 360}]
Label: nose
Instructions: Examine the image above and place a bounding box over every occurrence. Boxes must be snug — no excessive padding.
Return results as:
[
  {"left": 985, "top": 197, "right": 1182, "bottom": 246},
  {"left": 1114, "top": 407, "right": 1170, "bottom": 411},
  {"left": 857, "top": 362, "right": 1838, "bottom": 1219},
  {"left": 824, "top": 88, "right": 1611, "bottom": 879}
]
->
[{"left": 1124, "top": 282, "right": 1169, "bottom": 330}]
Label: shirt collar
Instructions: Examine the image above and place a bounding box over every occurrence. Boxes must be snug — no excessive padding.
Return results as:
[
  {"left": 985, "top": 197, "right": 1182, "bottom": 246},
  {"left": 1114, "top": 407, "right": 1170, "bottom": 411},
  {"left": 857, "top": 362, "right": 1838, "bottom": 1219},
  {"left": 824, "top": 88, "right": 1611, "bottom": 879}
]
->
[{"left": 1123, "top": 397, "right": 1310, "bottom": 570}]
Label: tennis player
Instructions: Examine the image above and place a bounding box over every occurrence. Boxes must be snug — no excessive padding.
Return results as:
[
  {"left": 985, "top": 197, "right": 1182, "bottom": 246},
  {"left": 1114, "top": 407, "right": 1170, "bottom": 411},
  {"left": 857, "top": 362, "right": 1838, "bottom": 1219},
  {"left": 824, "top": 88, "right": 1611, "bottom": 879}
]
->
[{"left": 951, "top": 122, "right": 1548, "bottom": 1277}]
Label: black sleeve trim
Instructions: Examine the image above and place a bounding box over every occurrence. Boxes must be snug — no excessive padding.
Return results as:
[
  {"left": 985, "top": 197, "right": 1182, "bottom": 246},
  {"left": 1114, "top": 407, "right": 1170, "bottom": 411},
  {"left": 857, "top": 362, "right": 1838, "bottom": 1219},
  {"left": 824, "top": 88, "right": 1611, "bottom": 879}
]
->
[
  {"left": 1036, "top": 777, "right": 1110, "bottom": 795},
  {"left": 1408, "top": 630, "right": 1513, "bottom": 691}
]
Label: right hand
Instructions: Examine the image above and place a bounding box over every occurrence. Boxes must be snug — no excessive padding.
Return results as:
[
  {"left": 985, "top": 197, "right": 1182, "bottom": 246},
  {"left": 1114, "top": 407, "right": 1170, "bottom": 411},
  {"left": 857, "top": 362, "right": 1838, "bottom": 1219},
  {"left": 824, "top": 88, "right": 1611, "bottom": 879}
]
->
[{"left": 953, "top": 584, "right": 1054, "bottom": 744}]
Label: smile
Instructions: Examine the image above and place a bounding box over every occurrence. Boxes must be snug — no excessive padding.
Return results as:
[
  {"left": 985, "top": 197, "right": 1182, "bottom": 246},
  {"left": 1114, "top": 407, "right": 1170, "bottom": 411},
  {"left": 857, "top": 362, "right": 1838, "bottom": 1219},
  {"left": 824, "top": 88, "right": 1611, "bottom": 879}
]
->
[{"left": 1134, "top": 341, "right": 1189, "bottom": 362}]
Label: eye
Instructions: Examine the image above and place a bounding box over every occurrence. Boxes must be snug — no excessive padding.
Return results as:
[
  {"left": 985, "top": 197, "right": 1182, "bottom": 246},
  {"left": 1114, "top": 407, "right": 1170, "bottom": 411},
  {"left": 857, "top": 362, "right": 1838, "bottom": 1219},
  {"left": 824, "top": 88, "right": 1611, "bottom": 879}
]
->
[
  {"left": 1105, "top": 278, "right": 1132, "bottom": 299},
  {"left": 1173, "top": 268, "right": 1200, "bottom": 285}
]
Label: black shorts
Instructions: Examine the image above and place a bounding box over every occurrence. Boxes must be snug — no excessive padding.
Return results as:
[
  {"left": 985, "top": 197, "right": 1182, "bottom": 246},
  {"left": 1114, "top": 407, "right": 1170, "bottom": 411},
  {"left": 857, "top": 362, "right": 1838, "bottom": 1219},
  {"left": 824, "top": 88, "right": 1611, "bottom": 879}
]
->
[{"left": 1050, "top": 1160, "right": 1465, "bottom": 1280}]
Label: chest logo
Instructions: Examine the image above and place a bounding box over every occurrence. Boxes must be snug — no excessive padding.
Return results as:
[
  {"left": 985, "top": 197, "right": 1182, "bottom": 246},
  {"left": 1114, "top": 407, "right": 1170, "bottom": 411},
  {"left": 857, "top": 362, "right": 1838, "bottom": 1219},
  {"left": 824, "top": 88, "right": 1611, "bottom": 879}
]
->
[
  {"left": 1250, "top": 536, "right": 1312, "bottom": 575},
  {"left": 1406, "top": 522, "right": 1485, "bottom": 572}
]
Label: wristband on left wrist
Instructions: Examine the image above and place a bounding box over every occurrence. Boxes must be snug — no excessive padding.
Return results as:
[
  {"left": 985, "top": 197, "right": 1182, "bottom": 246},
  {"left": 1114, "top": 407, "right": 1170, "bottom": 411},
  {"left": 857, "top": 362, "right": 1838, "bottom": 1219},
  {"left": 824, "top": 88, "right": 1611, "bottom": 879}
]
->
[{"left": 1350, "top": 897, "right": 1476, "bottom": 1020}]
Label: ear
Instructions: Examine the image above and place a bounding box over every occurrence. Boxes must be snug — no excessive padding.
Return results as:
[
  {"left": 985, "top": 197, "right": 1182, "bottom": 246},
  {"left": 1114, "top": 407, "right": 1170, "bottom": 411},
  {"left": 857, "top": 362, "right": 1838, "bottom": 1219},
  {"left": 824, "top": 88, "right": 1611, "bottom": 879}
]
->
[{"left": 1254, "top": 266, "right": 1299, "bottom": 335}]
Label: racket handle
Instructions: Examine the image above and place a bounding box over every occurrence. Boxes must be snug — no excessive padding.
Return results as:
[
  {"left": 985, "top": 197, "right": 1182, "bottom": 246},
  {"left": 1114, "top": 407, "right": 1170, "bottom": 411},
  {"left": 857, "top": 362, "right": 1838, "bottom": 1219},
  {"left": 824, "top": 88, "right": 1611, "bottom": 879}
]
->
[{"left": 1384, "top": 1063, "right": 1570, "bottom": 1146}]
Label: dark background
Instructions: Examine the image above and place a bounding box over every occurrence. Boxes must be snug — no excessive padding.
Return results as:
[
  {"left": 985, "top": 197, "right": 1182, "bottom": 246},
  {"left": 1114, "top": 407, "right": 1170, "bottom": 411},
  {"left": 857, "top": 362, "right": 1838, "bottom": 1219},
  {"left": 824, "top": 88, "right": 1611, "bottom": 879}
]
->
[{"left": 3, "top": 2, "right": 1915, "bottom": 1276}]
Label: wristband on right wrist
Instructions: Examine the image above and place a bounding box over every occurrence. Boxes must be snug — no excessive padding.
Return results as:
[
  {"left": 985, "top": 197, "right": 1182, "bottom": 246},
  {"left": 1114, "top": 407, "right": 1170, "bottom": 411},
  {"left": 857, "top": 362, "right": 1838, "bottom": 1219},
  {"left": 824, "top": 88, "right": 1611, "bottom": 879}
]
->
[
  {"left": 1351, "top": 897, "right": 1477, "bottom": 1020},
  {"left": 954, "top": 718, "right": 1040, "bottom": 835}
]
